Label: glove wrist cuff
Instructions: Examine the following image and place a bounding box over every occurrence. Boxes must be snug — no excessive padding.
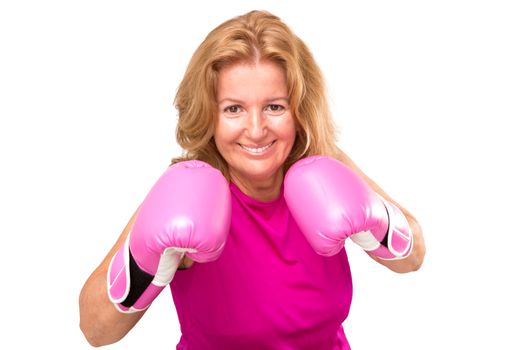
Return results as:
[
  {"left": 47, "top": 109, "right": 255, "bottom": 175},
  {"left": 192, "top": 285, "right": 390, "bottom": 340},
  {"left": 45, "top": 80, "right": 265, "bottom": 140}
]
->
[{"left": 376, "top": 196, "right": 413, "bottom": 260}]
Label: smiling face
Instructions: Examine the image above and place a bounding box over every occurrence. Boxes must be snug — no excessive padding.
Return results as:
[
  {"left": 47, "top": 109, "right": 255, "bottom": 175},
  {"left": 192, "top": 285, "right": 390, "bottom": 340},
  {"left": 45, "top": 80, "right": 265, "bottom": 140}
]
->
[{"left": 214, "top": 60, "right": 296, "bottom": 198}]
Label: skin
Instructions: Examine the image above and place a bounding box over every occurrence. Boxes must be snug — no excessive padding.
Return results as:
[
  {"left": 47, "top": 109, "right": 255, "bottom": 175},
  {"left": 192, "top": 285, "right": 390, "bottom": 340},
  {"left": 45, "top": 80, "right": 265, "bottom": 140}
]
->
[
  {"left": 79, "top": 59, "right": 424, "bottom": 347},
  {"left": 214, "top": 60, "right": 296, "bottom": 202},
  {"left": 79, "top": 209, "right": 144, "bottom": 347},
  {"left": 335, "top": 150, "right": 425, "bottom": 273}
]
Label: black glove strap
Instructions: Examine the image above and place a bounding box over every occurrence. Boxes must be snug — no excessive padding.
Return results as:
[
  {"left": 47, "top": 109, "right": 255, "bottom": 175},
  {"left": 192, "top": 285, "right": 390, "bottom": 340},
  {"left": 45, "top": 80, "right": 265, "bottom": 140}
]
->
[
  {"left": 121, "top": 250, "right": 155, "bottom": 308},
  {"left": 380, "top": 202, "right": 390, "bottom": 247}
]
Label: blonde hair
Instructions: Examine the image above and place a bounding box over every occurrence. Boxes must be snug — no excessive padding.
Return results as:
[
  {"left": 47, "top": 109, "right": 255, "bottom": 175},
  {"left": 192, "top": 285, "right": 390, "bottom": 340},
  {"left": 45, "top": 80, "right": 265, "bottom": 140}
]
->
[{"left": 172, "top": 10, "right": 338, "bottom": 178}]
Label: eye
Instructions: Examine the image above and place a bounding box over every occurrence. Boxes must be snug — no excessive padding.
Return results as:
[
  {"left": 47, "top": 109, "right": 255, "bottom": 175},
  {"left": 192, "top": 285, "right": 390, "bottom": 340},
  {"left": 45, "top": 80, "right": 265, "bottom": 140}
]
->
[
  {"left": 265, "top": 104, "right": 286, "bottom": 115},
  {"left": 224, "top": 105, "right": 242, "bottom": 114}
]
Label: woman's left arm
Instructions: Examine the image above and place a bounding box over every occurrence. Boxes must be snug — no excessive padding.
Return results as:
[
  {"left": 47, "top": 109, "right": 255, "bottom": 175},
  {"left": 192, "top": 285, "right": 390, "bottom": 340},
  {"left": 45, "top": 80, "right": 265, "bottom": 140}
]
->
[{"left": 336, "top": 149, "right": 426, "bottom": 273}]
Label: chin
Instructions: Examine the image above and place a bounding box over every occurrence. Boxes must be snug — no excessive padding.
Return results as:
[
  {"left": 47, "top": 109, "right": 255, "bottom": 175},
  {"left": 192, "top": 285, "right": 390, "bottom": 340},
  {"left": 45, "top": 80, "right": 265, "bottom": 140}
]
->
[{"left": 238, "top": 164, "right": 283, "bottom": 182}]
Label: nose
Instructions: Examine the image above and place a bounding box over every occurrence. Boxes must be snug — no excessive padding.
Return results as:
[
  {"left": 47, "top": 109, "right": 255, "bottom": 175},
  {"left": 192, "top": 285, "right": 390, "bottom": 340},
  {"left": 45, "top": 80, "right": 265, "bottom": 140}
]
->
[{"left": 245, "top": 108, "right": 267, "bottom": 141}]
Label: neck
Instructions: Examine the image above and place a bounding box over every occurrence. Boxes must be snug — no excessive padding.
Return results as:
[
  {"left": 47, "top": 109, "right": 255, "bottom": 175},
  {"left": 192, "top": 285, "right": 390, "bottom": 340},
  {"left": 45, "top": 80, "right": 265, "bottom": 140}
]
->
[{"left": 230, "top": 170, "right": 283, "bottom": 202}]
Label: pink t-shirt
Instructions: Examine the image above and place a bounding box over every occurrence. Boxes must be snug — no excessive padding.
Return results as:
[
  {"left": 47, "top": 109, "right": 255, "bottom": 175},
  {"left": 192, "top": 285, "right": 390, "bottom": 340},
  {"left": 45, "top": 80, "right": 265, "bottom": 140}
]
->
[{"left": 170, "top": 182, "right": 353, "bottom": 349}]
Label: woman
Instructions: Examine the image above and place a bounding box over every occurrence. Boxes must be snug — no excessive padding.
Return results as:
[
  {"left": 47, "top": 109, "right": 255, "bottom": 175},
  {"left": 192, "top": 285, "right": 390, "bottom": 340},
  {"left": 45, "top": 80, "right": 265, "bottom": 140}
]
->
[{"left": 79, "top": 10, "right": 425, "bottom": 349}]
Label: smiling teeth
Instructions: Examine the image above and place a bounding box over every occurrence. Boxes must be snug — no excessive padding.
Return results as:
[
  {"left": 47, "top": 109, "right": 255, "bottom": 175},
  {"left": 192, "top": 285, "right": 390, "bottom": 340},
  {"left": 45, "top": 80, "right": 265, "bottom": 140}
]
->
[{"left": 241, "top": 142, "right": 274, "bottom": 154}]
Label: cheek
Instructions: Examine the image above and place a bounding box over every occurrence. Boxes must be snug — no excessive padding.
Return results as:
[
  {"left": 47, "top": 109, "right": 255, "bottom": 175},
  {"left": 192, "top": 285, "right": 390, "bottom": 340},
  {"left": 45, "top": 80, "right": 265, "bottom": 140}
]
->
[
  {"left": 275, "top": 117, "right": 296, "bottom": 143},
  {"left": 214, "top": 118, "right": 240, "bottom": 149}
]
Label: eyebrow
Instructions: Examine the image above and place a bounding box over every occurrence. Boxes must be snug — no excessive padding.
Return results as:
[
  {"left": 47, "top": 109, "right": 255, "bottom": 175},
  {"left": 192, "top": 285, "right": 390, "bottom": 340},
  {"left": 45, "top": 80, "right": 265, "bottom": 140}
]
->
[{"left": 217, "top": 97, "right": 289, "bottom": 105}]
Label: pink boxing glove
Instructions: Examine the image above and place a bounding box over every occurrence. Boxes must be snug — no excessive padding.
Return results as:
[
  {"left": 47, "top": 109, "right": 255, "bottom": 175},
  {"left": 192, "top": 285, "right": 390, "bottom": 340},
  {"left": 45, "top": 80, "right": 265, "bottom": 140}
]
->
[
  {"left": 107, "top": 160, "right": 231, "bottom": 313},
  {"left": 284, "top": 156, "right": 412, "bottom": 260}
]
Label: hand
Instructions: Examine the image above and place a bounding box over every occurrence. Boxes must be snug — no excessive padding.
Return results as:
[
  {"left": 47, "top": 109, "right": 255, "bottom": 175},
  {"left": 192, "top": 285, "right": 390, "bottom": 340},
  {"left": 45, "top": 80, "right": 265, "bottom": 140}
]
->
[
  {"left": 178, "top": 256, "right": 195, "bottom": 270},
  {"left": 284, "top": 156, "right": 412, "bottom": 260},
  {"left": 107, "top": 160, "right": 231, "bottom": 312}
]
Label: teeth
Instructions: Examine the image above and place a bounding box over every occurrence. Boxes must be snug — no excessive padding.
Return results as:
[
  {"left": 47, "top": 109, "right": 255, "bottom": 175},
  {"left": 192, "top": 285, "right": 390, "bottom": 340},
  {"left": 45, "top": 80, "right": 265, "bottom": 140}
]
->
[{"left": 241, "top": 141, "right": 274, "bottom": 154}]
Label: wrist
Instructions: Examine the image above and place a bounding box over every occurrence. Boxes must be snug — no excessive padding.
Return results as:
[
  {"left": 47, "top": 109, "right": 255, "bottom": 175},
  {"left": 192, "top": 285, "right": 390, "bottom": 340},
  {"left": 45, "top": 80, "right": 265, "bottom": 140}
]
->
[{"left": 376, "top": 196, "right": 413, "bottom": 259}]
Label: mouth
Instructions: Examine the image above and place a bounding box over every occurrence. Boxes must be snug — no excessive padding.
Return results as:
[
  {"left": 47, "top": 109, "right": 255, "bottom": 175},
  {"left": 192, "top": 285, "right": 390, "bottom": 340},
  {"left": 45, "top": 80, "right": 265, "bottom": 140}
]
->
[{"left": 239, "top": 140, "right": 276, "bottom": 154}]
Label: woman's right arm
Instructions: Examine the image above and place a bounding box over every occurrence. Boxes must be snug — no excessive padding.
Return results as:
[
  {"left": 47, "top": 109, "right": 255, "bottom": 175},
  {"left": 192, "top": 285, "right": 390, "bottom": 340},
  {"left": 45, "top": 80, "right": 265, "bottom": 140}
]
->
[
  {"left": 79, "top": 210, "right": 146, "bottom": 347},
  {"left": 79, "top": 161, "right": 229, "bottom": 346},
  {"left": 79, "top": 208, "right": 197, "bottom": 347}
]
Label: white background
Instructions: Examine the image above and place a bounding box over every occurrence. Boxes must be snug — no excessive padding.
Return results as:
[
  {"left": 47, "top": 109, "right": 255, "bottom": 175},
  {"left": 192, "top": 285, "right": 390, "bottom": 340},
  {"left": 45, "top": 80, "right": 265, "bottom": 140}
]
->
[{"left": 1, "top": 1, "right": 524, "bottom": 349}]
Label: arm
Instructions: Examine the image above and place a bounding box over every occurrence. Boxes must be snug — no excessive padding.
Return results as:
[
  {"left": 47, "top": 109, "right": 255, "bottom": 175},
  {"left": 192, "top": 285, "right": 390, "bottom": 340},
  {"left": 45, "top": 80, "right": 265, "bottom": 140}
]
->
[
  {"left": 79, "top": 210, "right": 145, "bottom": 347},
  {"left": 79, "top": 219, "right": 204, "bottom": 346},
  {"left": 79, "top": 215, "right": 209, "bottom": 346},
  {"left": 336, "top": 149, "right": 426, "bottom": 273},
  {"left": 80, "top": 161, "right": 230, "bottom": 345}
]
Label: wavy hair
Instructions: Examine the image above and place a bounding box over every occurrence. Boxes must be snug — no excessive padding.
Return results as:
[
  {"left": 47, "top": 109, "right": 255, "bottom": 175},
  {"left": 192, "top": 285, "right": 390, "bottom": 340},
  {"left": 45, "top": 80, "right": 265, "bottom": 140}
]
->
[{"left": 172, "top": 10, "right": 338, "bottom": 178}]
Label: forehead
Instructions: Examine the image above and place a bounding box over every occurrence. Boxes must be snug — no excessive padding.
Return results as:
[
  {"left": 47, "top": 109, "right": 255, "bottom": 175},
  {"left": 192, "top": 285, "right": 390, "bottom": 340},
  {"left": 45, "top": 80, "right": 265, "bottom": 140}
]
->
[{"left": 216, "top": 60, "right": 287, "bottom": 101}]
